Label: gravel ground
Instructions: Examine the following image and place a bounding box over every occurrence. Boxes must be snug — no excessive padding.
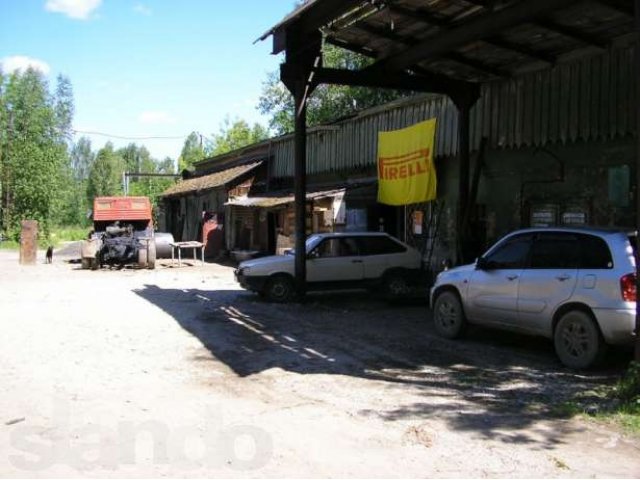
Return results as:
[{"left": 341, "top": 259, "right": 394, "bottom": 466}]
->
[{"left": 0, "top": 244, "right": 639, "bottom": 478}]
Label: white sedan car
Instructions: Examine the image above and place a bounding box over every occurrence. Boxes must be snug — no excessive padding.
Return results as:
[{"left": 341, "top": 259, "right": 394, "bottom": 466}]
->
[{"left": 235, "top": 232, "right": 423, "bottom": 302}]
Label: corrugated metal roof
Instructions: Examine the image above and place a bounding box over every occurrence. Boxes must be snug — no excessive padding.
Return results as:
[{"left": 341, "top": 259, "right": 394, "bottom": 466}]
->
[
  {"left": 226, "top": 188, "right": 345, "bottom": 208},
  {"left": 270, "top": 43, "right": 636, "bottom": 178},
  {"left": 162, "top": 162, "right": 262, "bottom": 198}
]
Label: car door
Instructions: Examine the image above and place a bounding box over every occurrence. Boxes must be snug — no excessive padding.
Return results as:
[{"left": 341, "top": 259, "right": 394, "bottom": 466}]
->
[
  {"left": 306, "top": 237, "right": 364, "bottom": 283},
  {"left": 466, "top": 233, "right": 532, "bottom": 326},
  {"left": 357, "top": 235, "right": 409, "bottom": 279},
  {"left": 517, "top": 232, "right": 579, "bottom": 335},
  {"left": 518, "top": 232, "right": 581, "bottom": 335}
]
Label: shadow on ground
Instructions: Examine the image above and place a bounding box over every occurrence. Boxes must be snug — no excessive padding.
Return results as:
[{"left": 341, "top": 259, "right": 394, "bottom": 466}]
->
[{"left": 134, "top": 284, "right": 633, "bottom": 447}]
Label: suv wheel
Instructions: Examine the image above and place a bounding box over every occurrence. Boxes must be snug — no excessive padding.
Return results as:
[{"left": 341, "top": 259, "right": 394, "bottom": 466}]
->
[
  {"left": 264, "top": 275, "right": 294, "bottom": 303},
  {"left": 433, "top": 291, "right": 467, "bottom": 339},
  {"left": 554, "top": 310, "right": 604, "bottom": 369}
]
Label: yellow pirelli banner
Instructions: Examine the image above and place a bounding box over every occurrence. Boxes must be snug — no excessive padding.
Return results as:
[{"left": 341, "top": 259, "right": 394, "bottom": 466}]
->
[{"left": 377, "top": 118, "right": 437, "bottom": 206}]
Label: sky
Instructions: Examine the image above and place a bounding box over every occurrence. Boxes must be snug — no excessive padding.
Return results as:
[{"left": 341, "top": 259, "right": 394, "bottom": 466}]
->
[{"left": 0, "top": 0, "right": 298, "bottom": 162}]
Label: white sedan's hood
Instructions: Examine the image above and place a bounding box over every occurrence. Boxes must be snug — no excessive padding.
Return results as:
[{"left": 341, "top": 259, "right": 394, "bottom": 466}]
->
[{"left": 238, "top": 254, "right": 294, "bottom": 274}]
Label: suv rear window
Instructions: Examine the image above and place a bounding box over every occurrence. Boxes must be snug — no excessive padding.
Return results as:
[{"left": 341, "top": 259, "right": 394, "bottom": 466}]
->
[
  {"left": 577, "top": 234, "right": 613, "bottom": 269},
  {"left": 529, "top": 232, "right": 613, "bottom": 269}
]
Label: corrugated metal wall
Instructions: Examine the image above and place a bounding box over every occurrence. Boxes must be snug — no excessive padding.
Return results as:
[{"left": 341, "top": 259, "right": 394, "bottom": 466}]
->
[{"left": 271, "top": 44, "right": 636, "bottom": 178}]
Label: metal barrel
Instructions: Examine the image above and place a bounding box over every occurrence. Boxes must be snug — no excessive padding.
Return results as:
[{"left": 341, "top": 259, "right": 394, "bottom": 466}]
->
[{"left": 154, "top": 232, "right": 175, "bottom": 259}]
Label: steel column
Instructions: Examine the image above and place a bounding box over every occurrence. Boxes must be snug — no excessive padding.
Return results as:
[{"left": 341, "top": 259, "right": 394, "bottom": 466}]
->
[
  {"left": 457, "top": 102, "right": 471, "bottom": 264},
  {"left": 293, "top": 81, "right": 308, "bottom": 298},
  {"left": 635, "top": 0, "right": 640, "bottom": 361}
]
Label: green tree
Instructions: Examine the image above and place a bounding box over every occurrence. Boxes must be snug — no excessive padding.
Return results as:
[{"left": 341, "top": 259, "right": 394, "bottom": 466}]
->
[
  {"left": 86, "top": 142, "right": 124, "bottom": 202},
  {"left": 177, "top": 131, "right": 205, "bottom": 171},
  {"left": 209, "top": 117, "right": 268, "bottom": 155},
  {"left": 258, "top": 43, "right": 410, "bottom": 135},
  {"left": 0, "top": 69, "right": 73, "bottom": 238},
  {"left": 70, "top": 136, "right": 94, "bottom": 181}
]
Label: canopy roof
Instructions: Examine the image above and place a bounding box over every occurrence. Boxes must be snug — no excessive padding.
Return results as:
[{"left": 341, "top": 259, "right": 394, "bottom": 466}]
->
[{"left": 263, "top": 0, "right": 635, "bottom": 95}]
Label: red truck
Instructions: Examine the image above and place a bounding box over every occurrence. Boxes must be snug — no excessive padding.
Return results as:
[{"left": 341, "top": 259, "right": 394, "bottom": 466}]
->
[{"left": 81, "top": 196, "right": 156, "bottom": 269}]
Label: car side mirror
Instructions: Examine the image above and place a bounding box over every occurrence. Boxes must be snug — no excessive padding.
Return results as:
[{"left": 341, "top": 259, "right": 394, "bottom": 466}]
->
[{"left": 476, "top": 257, "right": 489, "bottom": 270}]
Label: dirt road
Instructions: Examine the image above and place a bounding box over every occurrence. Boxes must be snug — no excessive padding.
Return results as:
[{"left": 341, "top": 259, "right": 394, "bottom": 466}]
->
[{"left": 1, "top": 247, "right": 639, "bottom": 477}]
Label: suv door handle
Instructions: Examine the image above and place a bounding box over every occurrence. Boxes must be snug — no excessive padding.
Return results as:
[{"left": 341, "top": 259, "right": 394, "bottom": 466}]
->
[
  {"left": 506, "top": 275, "right": 518, "bottom": 281},
  {"left": 556, "top": 274, "right": 571, "bottom": 281}
]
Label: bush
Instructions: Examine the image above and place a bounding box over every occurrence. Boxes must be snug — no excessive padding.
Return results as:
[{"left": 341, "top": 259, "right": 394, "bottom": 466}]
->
[{"left": 616, "top": 361, "right": 640, "bottom": 408}]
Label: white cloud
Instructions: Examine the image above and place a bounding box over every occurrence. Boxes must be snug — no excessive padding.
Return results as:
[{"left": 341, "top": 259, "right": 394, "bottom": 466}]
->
[
  {"left": 45, "top": 0, "right": 102, "bottom": 20},
  {"left": 0, "top": 56, "right": 51, "bottom": 75},
  {"left": 133, "top": 3, "right": 152, "bottom": 16},
  {"left": 138, "top": 111, "right": 176, "bottom": 125}
]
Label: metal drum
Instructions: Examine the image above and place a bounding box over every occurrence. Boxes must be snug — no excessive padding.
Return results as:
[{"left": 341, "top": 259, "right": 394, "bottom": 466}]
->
[{"left": 154, "top": 232, "right": 175, "bottom": 259}]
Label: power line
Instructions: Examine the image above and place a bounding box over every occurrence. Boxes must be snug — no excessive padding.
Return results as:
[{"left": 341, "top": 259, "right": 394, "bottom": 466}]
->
[{"left": 72, "top": 129, "right": 186, "bottom": 140}]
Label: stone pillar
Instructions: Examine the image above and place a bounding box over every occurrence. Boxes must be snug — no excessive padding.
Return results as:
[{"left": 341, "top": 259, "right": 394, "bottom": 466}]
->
[{"left": 19, "top": 220, "right": 38, "bottom": 265}]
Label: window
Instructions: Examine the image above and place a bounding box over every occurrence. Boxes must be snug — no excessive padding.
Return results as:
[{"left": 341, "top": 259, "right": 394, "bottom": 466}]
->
[
  {"left": 358, "top": 236, "right": 406, "bottom": 255},
  {"left": 530, "top": 233, "right": 580, "bottom": 269},
  {"left": 484, "top": 234, "right": 532, "bottom": 269},
  {"left": 577, "top": 234, "right": 613, "bottom": 269},
  {"left": 311, "top": 238, "right": 359, "bottom": 258}
]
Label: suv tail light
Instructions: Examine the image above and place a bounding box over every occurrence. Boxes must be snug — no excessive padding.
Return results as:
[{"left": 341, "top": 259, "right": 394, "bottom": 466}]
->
[{"left": 620, "top": 273, "right": 637, "bottom": 302}]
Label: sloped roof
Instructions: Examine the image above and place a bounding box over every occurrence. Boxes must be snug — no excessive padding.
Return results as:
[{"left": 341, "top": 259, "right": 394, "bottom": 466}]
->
[
  {"left": 162, "top": 161, "right": 262, "bottom": 198},
  {"left": 225, "top": 188, "right": 345, "bottom": 208}
]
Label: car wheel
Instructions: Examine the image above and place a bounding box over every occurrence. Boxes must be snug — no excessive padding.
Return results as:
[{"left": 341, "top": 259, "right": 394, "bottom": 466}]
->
[
  {"left": 384, "top": 272, "right": 410, "bottom": 299},
  {"left": 264, "top": 275, "right": 294, "bottom": 303},
  {"left": 433, "top": 290, "right": 467, "bottom": 339},
  {"left": 554, "top": 310, "right": 604, "bottom": 369}
]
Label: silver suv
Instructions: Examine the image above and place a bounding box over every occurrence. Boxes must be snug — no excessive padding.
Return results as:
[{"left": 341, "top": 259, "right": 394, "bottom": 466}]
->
[
  {"left": 430, "top": 227, "right": 637, "bottom": 369},
  {"left": 235, "top": 232, "right": 422, "bottom": 302}
]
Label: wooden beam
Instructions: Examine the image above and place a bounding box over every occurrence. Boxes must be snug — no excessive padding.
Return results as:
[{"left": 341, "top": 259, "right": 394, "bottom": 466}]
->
[
  {"left": 271, "top": 0, "right": 362, "bottom": 54},
  {"left": 366, "top": 0, "right": 582, "bottom": 74},
  {"left": 484, "top": 36, "right": 557, "bottom": 64},
  {"left": 356, "top": 22, "right": 509, "bottom": 78},
  {"left": 594, "top": 0, "right": 634, "bottom": 17},
  {"left": 534, "top": 18, "right": 608, "bottom": 49},
  {"left": 281, "top": 63, "right": 478, "bottom": 100},
  {"left": 386, "top": 3, "right": 556, "bottom": 65}
]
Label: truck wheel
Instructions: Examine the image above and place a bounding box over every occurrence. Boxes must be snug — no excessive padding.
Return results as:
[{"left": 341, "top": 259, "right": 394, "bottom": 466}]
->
[
  {"left": 137, "top": 246, "right": 148, "bottom": 268},
  {"left": 147, "top": 241, "right": 156, "bottom": 270}
]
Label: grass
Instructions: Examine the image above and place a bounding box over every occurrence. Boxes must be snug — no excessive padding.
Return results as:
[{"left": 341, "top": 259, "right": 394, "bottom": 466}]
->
[{"left": 557, "top": 361, "right": 640, "bottom": 435}]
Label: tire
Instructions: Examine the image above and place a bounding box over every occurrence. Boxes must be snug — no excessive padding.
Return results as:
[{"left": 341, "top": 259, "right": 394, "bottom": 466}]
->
[
  {"left": 432, "top": 290, "right": 467, "bottom": 339},
  {"left": 384, "top": 272, "right": 410, "bottom": 300},
  {"left": 264, "top": 275, "right": 295, "bottom": 303},
  {"left": 81, "top": 258, "right": 90, "bottom": 270},
  {"left": 90, "top": 257, "right": 99, "bottom": 270},
  {"left": 147, "top": 241, "right": 156, "bottom": 270},
  {"left": 554, "top": 310, "right": 604, "bottom": 369},
  {"left": 137, "top": 247, "right": 147, "bottom": 268}
]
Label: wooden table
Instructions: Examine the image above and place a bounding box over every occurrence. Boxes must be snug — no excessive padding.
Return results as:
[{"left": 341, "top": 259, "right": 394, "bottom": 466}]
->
[{"left": 169, "top": 241, "right": 204, "bottom": 266}]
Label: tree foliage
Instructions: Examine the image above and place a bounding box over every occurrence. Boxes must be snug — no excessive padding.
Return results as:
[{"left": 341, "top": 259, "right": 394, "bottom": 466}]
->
[
  {"left": 0, "top": 68, "right": 73, "bottom": 238},
  {"left": 177, "top": 131, "right": 205, "bottom": 172},
  {"left": 208, "top": 117, "right": 268, "bottom": 156},
  {"left": 86, "top": 142, "right": 124, "bottom": 202},
  {"left": 258, "top": 44, "right": 411, "bottom": 135}
]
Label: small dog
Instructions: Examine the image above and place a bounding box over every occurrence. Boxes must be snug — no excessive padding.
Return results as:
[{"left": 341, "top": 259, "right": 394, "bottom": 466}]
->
[{"left": 45, "top": 246, "right": 53, "bottom": 264}]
